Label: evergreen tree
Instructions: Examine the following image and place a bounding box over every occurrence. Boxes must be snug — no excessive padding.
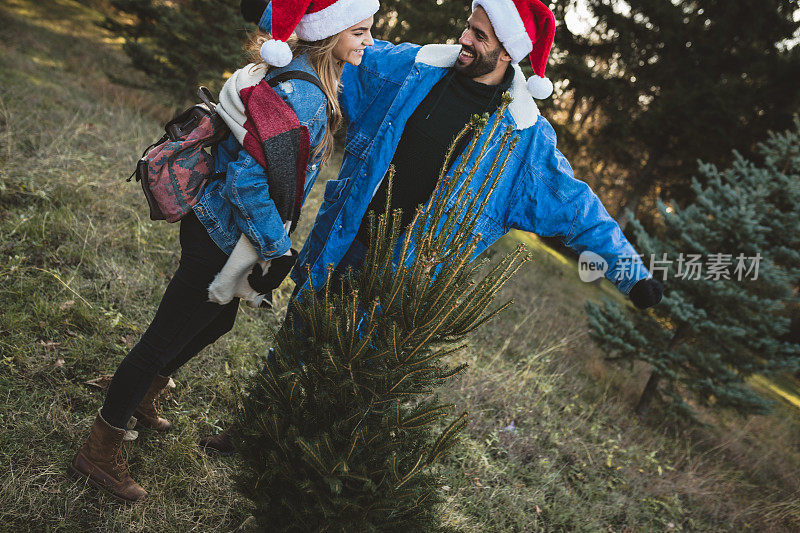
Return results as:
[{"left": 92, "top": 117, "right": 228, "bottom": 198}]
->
[
  {"left": 103, "top": 0, "right": 471, "bottom": 99},
  {"left": 103, "top": 0, "right": 247, "bottom": 99},
  {"left": 372, "top": 0, "right": 470, "bottom": 45},
  {"left": 551, "top": 0, "right": 800, "bottom": 228},
  {"left": 234, "top": 105, "right": 529, "bottom": 531},
  {"left": 586, "top": 120, "right": 800, "bottom": 419}
]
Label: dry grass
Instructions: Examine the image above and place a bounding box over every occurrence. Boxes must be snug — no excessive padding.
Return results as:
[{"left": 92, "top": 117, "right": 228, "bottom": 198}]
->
[
  {"left": 436, "top": 256, "right": 800, "bottom": 530},
  {"left": 2, "top": 0, "right": 800, "bottom": 531}
]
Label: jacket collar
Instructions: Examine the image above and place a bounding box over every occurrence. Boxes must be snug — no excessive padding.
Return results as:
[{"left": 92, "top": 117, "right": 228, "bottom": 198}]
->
[
  {"left": 415, "top": 44, "right": 539, "bottom": 130},
  {"left": 267, "top": 52, "right": 317, "bottom": 79}
]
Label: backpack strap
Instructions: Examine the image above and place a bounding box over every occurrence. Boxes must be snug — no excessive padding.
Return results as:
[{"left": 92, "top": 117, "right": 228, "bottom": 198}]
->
[
  {"left": 266, "top": 70, "right": 324, "bottom": 93},
  {"left": 197, "top": 86, "right": 217, "bottom": 111}
]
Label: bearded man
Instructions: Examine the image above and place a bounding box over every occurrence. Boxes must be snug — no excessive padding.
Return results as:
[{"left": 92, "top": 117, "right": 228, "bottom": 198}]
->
[{"left": 248, "top": 0, "right": 663, "bottom": 310}]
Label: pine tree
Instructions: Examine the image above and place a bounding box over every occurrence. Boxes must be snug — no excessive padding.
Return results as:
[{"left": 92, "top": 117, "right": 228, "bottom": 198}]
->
[
  {"left": 551, "top": 0, "right": 800, "bottom": 228},
  {"left": 103, "top": 0, "right": 247, "bottom": 99},
  {"left": 586, "top": 120, "right": 800, "bottom": 419},
  {"left": 234, "top": 102, "right": 529, "bottom": 531},
  {"left": 372, "top": 0, "right": 470, "bottom": 45}
]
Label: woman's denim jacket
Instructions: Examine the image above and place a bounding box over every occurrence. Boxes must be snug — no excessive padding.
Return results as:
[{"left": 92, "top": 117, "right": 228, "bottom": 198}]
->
[{"left": 193, "top": 54, "right": 327, "bottom": 261}]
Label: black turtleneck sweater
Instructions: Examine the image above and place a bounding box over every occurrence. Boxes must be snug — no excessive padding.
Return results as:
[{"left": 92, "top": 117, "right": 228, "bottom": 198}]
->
[{"left": 354, "top": 66, "right": 515, "bottom": 245}]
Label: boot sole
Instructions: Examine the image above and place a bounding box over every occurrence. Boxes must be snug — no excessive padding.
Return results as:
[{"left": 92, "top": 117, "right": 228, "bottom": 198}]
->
[
  {"left": 133, "top": 412, "right": 171, "bottom": 432},
  {"left": 67, "top": 463, "right": 146, "bottom": 504},
  {"left": 134, "top": 422, "right": 171, "bottom": 432}
]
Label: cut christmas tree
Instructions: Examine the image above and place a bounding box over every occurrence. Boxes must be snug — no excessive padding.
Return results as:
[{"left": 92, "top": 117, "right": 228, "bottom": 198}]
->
[{"left": 235, "top": 101, "right": 530, "bottom": 531}]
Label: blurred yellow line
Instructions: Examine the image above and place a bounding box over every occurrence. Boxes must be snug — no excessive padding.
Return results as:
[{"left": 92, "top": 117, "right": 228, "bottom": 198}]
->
[
  {"left": 750, "top": 374, "right": 800, "bottom": 410},
  {"left": 508, "top": 230, "right": 570, "bottom": 266}
]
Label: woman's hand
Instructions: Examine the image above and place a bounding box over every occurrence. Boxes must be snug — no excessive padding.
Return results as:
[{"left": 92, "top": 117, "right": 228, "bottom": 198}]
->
[{"left": 247, "top": 249, "right": 298, "bottom": 294}]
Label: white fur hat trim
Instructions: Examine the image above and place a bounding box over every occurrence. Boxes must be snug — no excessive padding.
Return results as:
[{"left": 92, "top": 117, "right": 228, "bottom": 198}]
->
[
  {"left": 472, "top": 0, "right": 532, "bottom": 63},
  {"left": 296, "top": 0, "right": 380, "bottom": 42}
]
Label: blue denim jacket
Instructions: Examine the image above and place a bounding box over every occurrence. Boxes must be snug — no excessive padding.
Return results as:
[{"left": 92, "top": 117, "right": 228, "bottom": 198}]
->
[
  {"left": 193, "top": 54, "right": 328, "bottom": 261},
  {"left": 259, "top": 7, "right": 651, "bottom": 295}
]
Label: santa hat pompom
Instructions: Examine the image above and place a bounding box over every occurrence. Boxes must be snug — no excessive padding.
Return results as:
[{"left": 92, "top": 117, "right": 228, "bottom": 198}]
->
[
  {"left": 260, "top": 39, "right": 292, "bottom": 67},
  {"left": 527, "top": 75, "right": 553, "bottom": 99}
]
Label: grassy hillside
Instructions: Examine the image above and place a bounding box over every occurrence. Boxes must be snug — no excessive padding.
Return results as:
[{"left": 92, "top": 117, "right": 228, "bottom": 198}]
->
[{"left": 1, "top": 0, "right": 800, "bottom": 530}]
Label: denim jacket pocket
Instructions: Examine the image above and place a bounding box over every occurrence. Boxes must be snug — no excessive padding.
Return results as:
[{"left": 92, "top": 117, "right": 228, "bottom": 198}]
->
[
  {"left": 344, "top": 131, "right": 372, "bottom": 160},
  {"left": 324, "top": 177, "right": 350, "bottom": 203}
]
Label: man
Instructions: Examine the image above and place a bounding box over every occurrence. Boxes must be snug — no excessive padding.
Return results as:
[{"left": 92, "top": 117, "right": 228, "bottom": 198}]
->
[{"left": 250, "top": 0, "right": 663, "bottom": 309}]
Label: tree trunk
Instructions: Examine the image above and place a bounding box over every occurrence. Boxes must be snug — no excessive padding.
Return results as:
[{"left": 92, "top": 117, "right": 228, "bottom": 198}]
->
[
  {"left": 578, "top": 100, "right": 599, "bottom": 129},
  {"left": 568, "top": 97, "right": 580, "bottom": 125},
  {"left": 635, "top": 372, "right": 659, "bottom": 417},
  {"left": 635, "top": 325, "right": 687, "bottom": 418},
  {"left": 616, "top": 178, "right": 651, "bottom": 231},
  {"left": 616, "top": 157, "right": 661, "bottom": 231}
]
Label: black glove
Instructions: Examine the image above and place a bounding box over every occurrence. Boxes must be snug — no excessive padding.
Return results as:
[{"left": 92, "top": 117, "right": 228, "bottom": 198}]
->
[
  {"left": 629, "top": 278, "right": 663, "bottom": 309},
  {"left": 241, "top": 0, "right": 268, "bottom": 24},
  {"left": 247, "top": 249, "right": 298, "bottom": 295}
]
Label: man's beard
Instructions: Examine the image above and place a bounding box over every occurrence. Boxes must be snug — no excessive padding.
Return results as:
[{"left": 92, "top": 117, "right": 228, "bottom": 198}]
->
[{"left": 454, "top": 45, "right": 502, "bottom": 78}]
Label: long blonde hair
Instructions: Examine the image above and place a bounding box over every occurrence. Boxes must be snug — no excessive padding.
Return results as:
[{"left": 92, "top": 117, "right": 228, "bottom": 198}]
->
[{"left": 246, "top": 32, "right": 343, "bottom": 166}]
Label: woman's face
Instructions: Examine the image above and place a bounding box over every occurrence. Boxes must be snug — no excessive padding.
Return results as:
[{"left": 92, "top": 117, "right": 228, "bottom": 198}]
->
[{"left": 332, "top": 16, "right": 375, "bottom": 66}]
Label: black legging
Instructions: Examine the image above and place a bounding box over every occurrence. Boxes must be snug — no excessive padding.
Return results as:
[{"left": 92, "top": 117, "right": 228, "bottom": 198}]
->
[{"left": 100, "top": 212, "right": 239, "bottom": 429}]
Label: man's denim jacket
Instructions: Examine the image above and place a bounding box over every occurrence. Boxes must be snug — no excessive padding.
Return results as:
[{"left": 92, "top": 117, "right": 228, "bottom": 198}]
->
[{"left": 258, "top": 7, "right": 651, "bottom": 295}]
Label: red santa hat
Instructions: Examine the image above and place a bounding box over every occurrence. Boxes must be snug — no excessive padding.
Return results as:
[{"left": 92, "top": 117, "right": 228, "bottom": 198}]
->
[
  {"left": 261, "top": 0, "right": 380, "bottom": 67},
  {"left": 471, "top": 0, "right": 556, "bottom": 99}
]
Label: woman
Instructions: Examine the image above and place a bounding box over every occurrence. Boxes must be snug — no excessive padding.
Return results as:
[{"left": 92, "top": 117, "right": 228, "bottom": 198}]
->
[{"left": 69, "top": 0, "right": 377, "bottom": 503}]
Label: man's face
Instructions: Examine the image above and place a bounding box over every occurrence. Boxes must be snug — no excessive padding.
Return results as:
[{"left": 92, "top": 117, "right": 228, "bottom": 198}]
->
[{"left": 455, "top": 6, "right": 505, "bottom": 78}]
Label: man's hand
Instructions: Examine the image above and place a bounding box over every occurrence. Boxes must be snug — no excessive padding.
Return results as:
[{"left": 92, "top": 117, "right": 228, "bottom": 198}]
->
[
  {"left": 241, "top": 0, "right": 267, "bottom": 23},
  {"left": 247, "top": 249, "right": 298, "bottom": 294},
  {"left": 629, "top": 278, "right": 663, "bottom": 309}
]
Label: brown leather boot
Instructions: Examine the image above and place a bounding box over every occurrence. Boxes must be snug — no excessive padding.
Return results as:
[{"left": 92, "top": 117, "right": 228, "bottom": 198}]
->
[
  {"left": 133, "top": 374, "right": 172, "bottom": 431},
  {"left": 198, "top": 431, "right": 235, "bottom": 456},
  {"left": 68, "top": 412, "right": 147, "bottom": 503}
]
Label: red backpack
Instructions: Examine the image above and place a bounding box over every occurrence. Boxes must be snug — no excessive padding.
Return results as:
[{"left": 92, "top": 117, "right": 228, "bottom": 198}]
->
[{"left": 129, "top": 87, "right": 228, "bottom": 223}]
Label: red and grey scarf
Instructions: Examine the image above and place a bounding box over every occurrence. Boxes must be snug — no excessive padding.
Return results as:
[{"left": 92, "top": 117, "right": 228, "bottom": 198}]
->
[{"left": 239, "top": 75, "right": 315, "bottom": 234}]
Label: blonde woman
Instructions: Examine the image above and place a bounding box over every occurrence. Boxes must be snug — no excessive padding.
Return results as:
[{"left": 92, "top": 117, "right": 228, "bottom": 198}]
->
[{"left": 69, "top": 0, "right": 378, "bottom": 503}]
